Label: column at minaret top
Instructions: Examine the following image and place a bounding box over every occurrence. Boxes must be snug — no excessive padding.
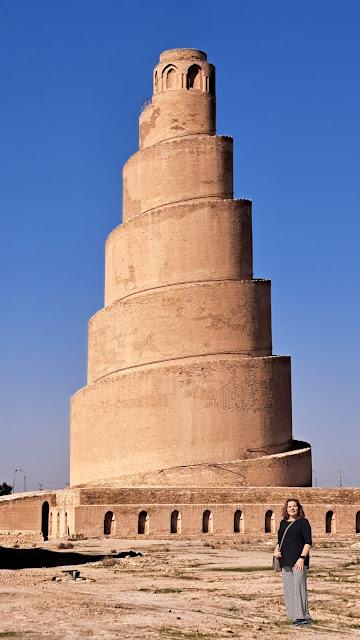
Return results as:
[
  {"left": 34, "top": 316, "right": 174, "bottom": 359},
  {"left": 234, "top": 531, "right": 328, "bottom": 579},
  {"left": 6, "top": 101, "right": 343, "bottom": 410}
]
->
[{"left": 139, "top": 48, "right": 216, "bottom": 149}]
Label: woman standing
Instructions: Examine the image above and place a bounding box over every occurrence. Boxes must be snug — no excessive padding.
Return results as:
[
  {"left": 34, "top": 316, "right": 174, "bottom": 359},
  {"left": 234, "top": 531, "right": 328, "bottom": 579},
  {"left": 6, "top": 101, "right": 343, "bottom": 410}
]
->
[{"left": 274, "top": 498, "right": 313, "bottom": 627}]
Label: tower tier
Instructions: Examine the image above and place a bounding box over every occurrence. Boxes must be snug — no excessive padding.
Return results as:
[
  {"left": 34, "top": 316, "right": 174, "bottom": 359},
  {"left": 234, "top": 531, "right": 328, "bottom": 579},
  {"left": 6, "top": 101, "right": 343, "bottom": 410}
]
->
[
  {"left": 105, "top": 198, "right": 253, "bottom": 305},
  {"left": 88, "top": 280, "right": 272, "bottom": 383},
  {"left": 123, "top": 135, "right": 233, "bottom": 221},
  {"left": 139, "top": 91, "right": 215, "bottom": 149},
  {"left": 71, "top": 355, "right": 292, "bottom": 486}
]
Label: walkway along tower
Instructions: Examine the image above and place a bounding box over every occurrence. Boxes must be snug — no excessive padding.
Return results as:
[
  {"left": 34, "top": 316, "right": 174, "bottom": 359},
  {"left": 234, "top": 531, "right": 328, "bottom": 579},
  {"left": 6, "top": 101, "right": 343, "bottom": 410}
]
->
[{"left": 70, "top": 48, "right": 312, "bottom": 488}]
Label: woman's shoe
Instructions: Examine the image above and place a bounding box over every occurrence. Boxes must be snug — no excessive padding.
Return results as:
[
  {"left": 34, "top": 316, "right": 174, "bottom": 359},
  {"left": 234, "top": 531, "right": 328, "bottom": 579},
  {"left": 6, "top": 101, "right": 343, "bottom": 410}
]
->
[
  {"left": 292, "top": 619, "right": 303, "bottom": 625},
  {"left": 299, "top": 619, "right": 313, "bottom": 626}
]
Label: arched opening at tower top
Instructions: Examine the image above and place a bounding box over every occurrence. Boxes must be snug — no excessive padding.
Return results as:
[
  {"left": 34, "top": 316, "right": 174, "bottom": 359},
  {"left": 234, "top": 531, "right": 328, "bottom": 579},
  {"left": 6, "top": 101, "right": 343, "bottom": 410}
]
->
[
  {"left": 356, "top": 511, "right": 360, "bottom": 534},
  {"left": 104, "top": 511, "right": 115, "bottom": 535},
  {"left": 165, "top": 67, "right": 177, "bottom": 90},
  {"left": 265, "top": 510, "right": 275, "bottom": 533},
  {"left": 209, "top": 68, "right": 215, "bottom": 96},
  {"left": 187, "top": 64, "right": 201, "bottom": 90},
  {"left": 41, "top": 501, "right": 49, "bottom": 541}
]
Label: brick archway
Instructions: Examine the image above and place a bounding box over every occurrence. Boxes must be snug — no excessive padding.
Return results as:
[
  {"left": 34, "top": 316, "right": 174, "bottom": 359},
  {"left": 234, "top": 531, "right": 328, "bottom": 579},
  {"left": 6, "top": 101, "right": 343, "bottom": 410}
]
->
[
  {"left": 41, "top": 501, "right": 49, "bottom": 541},
  {"left": 104, "top": 511, "right": 115, "bottom": 535}
]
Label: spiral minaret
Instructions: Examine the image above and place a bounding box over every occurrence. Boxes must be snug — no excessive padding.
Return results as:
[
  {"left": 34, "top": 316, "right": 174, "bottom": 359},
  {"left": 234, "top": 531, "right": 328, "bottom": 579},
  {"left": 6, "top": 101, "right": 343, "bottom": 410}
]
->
[{"left": 70, "top": 48, "right": 311, "bottom": 487}]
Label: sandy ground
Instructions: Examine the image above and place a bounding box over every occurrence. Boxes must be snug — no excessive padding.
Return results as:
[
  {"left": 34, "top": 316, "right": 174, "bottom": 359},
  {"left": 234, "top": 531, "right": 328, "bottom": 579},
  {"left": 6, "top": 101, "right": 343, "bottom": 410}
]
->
[{"left": 0, "top": 536, "right": 359, "bottom": 639}]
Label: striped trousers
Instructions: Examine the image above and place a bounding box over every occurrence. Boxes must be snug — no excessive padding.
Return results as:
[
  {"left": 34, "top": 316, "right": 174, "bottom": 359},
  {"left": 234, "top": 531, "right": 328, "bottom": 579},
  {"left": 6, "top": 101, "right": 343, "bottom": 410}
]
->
[{"left": 282, "top": 566, "right": 310, "bottom": 621}]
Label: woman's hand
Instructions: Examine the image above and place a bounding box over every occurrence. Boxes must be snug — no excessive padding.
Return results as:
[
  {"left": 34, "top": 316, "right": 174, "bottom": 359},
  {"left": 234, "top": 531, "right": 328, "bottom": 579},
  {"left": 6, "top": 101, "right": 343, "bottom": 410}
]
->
[
  {"left": 274, "top": 549, "right": 282, "bottom": 559},
  {"left": 294, "top": 558, "right": 305, "bottom": 571}
]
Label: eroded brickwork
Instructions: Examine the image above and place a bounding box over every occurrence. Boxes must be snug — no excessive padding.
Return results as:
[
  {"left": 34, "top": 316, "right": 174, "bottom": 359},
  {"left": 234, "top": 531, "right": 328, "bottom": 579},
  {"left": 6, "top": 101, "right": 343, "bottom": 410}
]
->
[{"left": 1, "top": 488, "right": 359, "bottom": 540}]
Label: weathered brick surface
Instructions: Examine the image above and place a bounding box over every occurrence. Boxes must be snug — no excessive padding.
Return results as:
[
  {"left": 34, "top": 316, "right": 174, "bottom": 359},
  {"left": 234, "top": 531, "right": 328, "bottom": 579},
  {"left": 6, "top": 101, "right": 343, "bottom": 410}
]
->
[
  {"left": 88, "top": 280, "right": 272, "bottom": 382},
  {"left": 1, "top": 488, "right": 359, "bottom": 539},
  {"left": 69, "top": 487, "right": 360, "bottom": 538},
  {"left": 105, "top": 199, "right": 253, "bottom": 305},
  {"left": 123, "top": 135, "right": 233, "bottom": 221},
  {"left": 71, "top": 356, "right": 296, "bottom": 485},
  {"left": 0, "top": 492, "right": 55, "bottom": 533}
]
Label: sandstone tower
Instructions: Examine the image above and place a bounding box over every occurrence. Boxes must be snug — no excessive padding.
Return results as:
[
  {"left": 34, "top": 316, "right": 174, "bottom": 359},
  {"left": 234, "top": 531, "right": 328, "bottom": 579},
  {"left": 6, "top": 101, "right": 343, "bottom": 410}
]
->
[{"left": 70, "top": 48, "right": 312, "bottom": 488}]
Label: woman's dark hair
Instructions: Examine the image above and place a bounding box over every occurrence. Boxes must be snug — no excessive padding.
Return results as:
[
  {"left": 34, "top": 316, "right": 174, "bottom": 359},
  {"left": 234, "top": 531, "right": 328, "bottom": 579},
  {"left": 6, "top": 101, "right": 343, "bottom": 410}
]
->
[{"left": 282, "top": 498, "right": 305, "bottom": 520}]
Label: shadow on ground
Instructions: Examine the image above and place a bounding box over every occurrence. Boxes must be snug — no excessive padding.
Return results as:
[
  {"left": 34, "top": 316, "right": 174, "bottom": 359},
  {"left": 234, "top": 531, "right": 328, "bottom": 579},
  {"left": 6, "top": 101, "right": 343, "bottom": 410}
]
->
[{"left": 0, "top": 547, "right": 141, "bottom": 570}]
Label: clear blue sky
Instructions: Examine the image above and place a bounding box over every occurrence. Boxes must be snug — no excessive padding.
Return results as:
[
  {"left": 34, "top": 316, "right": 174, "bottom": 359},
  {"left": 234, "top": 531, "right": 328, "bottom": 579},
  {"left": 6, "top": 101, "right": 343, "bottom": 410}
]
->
[{"left": 1, "top": 1, "right": 359, "bottom": 490}]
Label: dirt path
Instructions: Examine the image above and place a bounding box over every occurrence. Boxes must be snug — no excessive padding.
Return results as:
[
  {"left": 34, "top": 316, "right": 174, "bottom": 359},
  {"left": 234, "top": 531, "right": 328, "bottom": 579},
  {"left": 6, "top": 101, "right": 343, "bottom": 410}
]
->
[{"left": 0, "top": 537, "right": 359, "bottom": 639}]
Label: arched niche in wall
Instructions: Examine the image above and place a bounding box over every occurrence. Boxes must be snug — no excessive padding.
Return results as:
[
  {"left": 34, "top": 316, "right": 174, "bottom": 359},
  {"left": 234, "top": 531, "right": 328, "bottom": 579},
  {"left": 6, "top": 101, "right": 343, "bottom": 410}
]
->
[
  {"left": 41, "top": 501, "right": 49, "bottom": 541},
  {"left": 234, "top": 509, "right": 244, "bottom": 533},
  {"left": 154, "top": 70, "right": 158, "bottom": 93},
  {"left": 265, "top": 510, "right": 275, "bottom": 533},
  {"left": 104, "top": 511, "right": 115, "bottom": 535},
  {"left": 138, "top": 510, "right": 149, "bottom": 535},
  {"left": 202, "top": 509, "right": 213, "bottom": 533},
  {"left": 356, "top": 511, "right": 360, "bottom": 534},
  {"left": 170, "top": 510, "right": 181, "bottom": 534},
  {"left": 187, "top": 64, "right": 202, "bottom": 90},
  {"left": 326, "top": 510, "right": 335, "bottom": 533}
]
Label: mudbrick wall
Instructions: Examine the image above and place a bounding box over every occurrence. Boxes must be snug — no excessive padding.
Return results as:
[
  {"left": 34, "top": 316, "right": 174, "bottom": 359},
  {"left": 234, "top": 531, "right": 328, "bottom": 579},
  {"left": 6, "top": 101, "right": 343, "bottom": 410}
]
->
[
  {"left": 1, "top": 489, "right": 359, "bottom": 540},
  {"left": 0, "top": 493, "right": 55, "bottom": 535}
]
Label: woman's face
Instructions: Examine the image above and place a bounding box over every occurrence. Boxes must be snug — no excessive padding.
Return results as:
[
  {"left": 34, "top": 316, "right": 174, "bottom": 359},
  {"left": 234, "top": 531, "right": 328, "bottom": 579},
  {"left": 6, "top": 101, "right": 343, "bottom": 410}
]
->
[{"left": 287, "top": 501, "right": 299, "bottom": 518}]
